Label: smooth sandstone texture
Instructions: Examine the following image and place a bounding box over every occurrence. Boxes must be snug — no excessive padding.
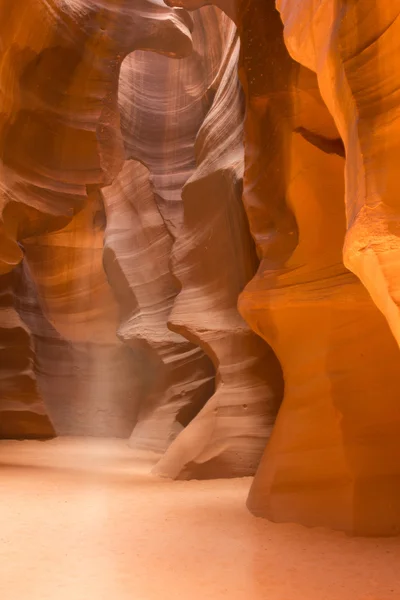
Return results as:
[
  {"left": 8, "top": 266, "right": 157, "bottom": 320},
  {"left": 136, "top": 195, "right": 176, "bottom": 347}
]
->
[
  {"left": 0, "top": 0, "right": 196, "bottom": 437},
  {"left": 169, "top": 0, "right": 400, "bottom": 535},
  {"left": 276, "top": 1, "right": 400, "bottom": 346},
  {"left": 104, "top": 6, "right": 283, "bottom": 468},
  {"left": 0, "top": 0, "right": 194, "bottom": 274},
  {"left": 239, "top": 1, "right": 400, "bottom": 535},
  {"left": 155, "top": 23, "right": 283, "bottom": 479},
  {"left": 119, "top": 6, "right": 229, "bottom": 234},
  {"left": 103, "top": 7, "right": 227, "bottom": 452},
  {"left": 103, "top": 159, "right": 214, "bottom": 451}
]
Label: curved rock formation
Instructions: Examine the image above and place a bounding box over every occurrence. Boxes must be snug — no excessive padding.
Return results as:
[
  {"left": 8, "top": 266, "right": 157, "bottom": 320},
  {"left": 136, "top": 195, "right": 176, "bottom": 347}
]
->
[
  {"left": 0, "top": 0, "right": 194, "bottom": 274},
  {"left": 119, "top": 6, "right": 228, "bottom": 233},
  {"left": 237, "top": 1, "right": 400, "bottom": 536},
  {"left": 103, "top": 159, "right": 214, "bottom": 452},
  {"left": 155, "top": 23, "right": 283, "bottom": 479},
  {"left": 276, "top": 1, "right": 400, "bottom": 346},
  {"left": 102, "top": 7, "right": 228, "bottom": 454},
  {"left": 168, "top": 0, "right": 400, "bottom": 534},
  {"left": 111, "top": 6, "right": 283, "bottom": 475},
  {"left": 0, "top": 0, "right": 196, "bottom": 437}
]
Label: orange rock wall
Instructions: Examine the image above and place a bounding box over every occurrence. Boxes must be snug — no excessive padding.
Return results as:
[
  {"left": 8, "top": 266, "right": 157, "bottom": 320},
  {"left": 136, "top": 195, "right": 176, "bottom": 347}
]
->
[
  {"left": 2, "top": 0, "right": 400, "bottom": 535},
  {"left": 240, "top": 0, "right": 400, "bottom": 536},
  {"left": 166, "top": 0, "right": 400, "bottom": 535}
]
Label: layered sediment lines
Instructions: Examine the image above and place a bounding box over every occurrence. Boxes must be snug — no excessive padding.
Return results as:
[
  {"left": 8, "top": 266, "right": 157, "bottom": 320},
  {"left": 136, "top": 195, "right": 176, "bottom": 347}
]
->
[
  {"left": 155, "top": 23, "right": 283, "bottom": 479},
  {"left": 21, "top": 196, "right": 140, "bottom": 437},
  {"left": 103, "top": 8, "right": 231, "bottom": 452},
  {"left": 106, "top": 8, "right": 270, "bottom": 455},
  {"left": 0, "top": 0, "right": 197, "bottom": 437},
  {"left": 119, "top": 6, "right": 230, "bottom": 233},
  {"left": 0, "top": 0, "right": 194, "bottom": 274},
  {"left": 103, "top": 160, "right": 214, "bottom": 452}
]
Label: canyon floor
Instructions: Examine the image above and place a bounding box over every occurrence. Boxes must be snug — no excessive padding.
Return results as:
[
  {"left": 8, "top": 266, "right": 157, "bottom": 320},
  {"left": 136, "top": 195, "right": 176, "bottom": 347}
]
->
[{"left": 1, "top": 438, "right": 400, "bottom": 600}]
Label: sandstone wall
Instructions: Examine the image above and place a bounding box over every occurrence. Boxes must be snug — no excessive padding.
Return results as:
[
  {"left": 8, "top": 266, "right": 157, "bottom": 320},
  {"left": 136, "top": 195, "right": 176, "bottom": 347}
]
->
[{"left": 2, "top": 0, "right": 400, "bottom": 536}]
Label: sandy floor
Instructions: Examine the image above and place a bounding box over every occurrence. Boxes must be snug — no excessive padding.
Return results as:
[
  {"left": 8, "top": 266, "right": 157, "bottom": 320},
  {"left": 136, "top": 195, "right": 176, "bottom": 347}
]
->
[{"left": 1, "top": 439, "right": 400, "bottom": 600}]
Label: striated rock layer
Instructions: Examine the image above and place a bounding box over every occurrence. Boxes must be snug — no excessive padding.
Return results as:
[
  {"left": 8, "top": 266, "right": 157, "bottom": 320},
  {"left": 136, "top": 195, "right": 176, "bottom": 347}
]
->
[
  {"left": 103, "top": 7, "right": 229, "bottom": 453},
  {"left": 0, "top": 0, "right": 197, "bottom": 437},
  {"left": 20, "top": 196, "right": 141, "bottom": 437},
  {"left": 103, "top": 159, "right": 214, "bottom": 451},
  {"left": 0, "top": 0, "right": 194, "bottom": 274},
  {"left": 119, "top": 6, "right": 229, "bottom": 234},
  {"left": 110, "top": 5, "right": 283, "bottom": 473},
  {"left": 170, "top": 0, "right": 400, "bottom": 534},
  {"left": 155, "top": 22, "right": 283, "bottom": 479}
]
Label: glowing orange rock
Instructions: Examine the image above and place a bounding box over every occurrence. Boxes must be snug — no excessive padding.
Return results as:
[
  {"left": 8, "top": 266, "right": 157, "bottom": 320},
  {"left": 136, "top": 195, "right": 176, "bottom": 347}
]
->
[
  {"left": 277, "top": 0, "right": 400, "bottom": 345},
  {"left": 169, "top": 0, "right": 400, "bottom": 534},
  {"left": 241, "top": 0, "right": 400, "bottom": 536}
]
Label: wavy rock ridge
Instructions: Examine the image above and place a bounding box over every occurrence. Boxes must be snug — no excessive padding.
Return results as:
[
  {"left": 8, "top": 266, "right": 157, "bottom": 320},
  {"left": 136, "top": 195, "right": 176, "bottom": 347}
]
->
[
  {"left": 103, "top": 7, "right": 227, "bottom": 452},
  {"left": 167, "top": 0, "right": 400, "bottom": 536},
  {"left": 2, "top": 0, "right": 400, "bottom": 537},
  {"left": 155, "top": 22, "right": 283, "bottom": 479},
  {"left": 103, "top": 159, "right": 215, "bottom": 452},
  {"left": 0, "top": 0, "right": 197, "bottom": 436}
]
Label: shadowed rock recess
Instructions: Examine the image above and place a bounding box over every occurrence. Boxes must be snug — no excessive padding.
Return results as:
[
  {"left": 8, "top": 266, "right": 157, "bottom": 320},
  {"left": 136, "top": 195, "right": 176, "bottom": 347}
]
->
[{"left": 1, "top": 0, "right": 400, "bottom": 536}]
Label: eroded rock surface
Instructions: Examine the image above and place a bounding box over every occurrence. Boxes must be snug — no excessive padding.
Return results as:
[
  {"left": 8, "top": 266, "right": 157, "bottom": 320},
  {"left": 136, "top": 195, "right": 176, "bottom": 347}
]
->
[
  {"left": 0, "top": 0, "right": 194, "bottom": 273},
  {"left": 169, "top": 0, "right": 400, "bottom": 534},
  {"left": 154, "top": 22, "right": 283, "bottom": 479},
  {"left": 103, "top": 160, "right": 214, "bottom": 451},
  {"left": 2, "top": 0, "right": 400, "bottom": 537},
  {"left": 277, "top": 1, "right": 400, "bottom": 345},
  {"left": 238, "top": 0, "right": 400, "bottom": 536},
  {"left": 0, "top": 0, "right": 197, "bottom": 437},
  {"left": 0, "top": 268, "right": 54, "bottom": 438},
  {"left": 102, "top": 8, "right": 229, "bottom": 452}
]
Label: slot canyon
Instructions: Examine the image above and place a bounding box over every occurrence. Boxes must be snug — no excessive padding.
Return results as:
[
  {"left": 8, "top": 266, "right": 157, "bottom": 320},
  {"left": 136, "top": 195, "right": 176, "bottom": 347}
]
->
[{"left": 1, "top": 0, "right": 400, "bottom": 598}]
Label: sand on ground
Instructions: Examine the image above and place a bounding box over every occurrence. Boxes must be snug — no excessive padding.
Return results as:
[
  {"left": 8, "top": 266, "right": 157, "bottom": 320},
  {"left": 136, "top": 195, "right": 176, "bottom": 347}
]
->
[{"left": 1, "top": 438, "right": 400, "bottom": 600}]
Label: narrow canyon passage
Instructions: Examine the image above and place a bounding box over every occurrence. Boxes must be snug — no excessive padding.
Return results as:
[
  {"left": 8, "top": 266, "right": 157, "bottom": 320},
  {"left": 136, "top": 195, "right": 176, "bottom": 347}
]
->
[
  {"left": 2, "top": 1, "right": 400, "bottom": 597},
  {"left": 1, "top": 439, "right": 400, "bottom": 600}
]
